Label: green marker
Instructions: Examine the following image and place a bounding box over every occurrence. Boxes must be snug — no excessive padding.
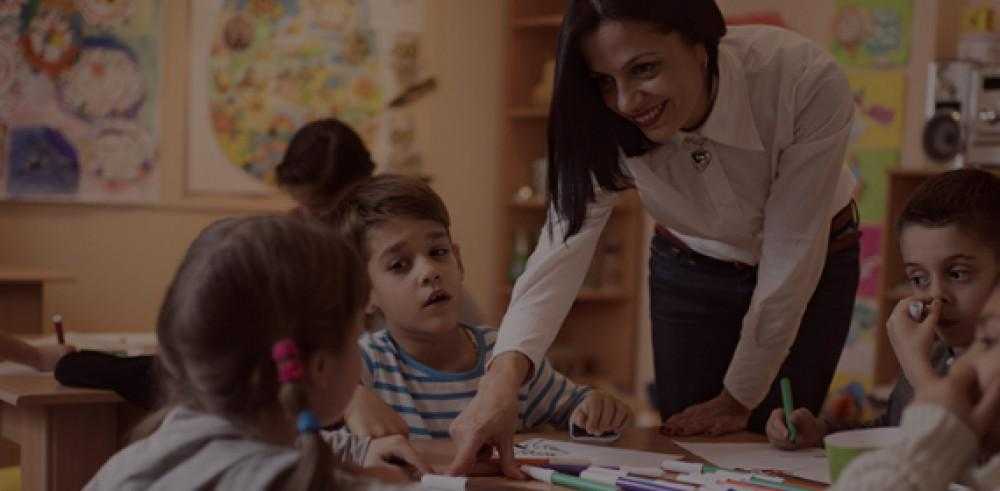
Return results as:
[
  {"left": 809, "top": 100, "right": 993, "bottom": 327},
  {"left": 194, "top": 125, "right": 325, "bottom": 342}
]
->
[
  {"left": 780, "top": 377, "right": 797, "bottom": 444},
  {"left": 522, "top": 465, "right": 617, "bottom": 491}
]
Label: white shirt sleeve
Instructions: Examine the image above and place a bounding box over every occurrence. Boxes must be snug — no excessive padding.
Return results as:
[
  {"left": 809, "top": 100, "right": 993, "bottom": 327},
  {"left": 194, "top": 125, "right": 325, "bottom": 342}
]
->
[
  {"left": 723, "top": 55, "right": 855, "bottom": 408},
  {"left": 492, "top": 188, "right": 620, "bottom": 371},
  {"left": 830, "top": 404, "right": 979, "bottom": 491}
]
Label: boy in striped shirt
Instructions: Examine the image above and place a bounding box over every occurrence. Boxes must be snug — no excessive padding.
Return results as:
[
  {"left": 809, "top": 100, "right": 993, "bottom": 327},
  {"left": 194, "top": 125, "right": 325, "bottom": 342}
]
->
[{"left": 330, "top": 175, "right": 632, "bottom": 439}]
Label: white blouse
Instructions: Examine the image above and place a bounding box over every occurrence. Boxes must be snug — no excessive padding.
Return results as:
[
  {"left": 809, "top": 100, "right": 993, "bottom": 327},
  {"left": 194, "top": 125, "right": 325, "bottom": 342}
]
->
[{"left": 493, "top": 26, "right": 857, "bottom": 409}]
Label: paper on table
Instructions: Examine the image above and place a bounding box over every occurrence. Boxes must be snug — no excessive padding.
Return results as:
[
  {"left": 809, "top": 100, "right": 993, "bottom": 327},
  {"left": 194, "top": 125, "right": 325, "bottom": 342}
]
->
[
  {"left": 26, "top": 332, "right": 156, "bottom": 356},
  {"left": 515, "top": 438, "right": 682, "bottom": 468},
  {"left": 674, "top": 441, "right": 831, "bottom": 484}
]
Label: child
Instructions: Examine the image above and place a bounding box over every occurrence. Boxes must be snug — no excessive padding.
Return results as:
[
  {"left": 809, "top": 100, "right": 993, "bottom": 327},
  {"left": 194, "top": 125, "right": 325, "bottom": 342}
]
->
[
  {"left": 767, "top": 168, "right": 1000, "bottom": 449},
  {"left": 328, "top": 174, "right": 633, "bottom": 440},
  {"left": 86, "top": 216, "right": 427, "bottom": 490},
  {"left": 831, "top": 282, "right": 1000, "bottom": 490},
  {"left": 276, "top": 118, "right": 483, "bottom": 438},
  {"left": 0, "top": 332, "right": 74, "bottom": 371}
]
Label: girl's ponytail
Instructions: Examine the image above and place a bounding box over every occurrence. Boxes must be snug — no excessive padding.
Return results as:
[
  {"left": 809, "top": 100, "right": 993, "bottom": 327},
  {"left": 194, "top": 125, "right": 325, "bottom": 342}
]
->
[{"left": 273, "top": 338, "right": 333, "bottom": 491}]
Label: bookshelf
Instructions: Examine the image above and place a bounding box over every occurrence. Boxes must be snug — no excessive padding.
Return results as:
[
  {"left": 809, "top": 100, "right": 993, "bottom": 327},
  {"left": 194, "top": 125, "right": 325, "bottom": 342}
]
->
[{"left": 497, "top": 1, "right": 644, "bottom": 393}]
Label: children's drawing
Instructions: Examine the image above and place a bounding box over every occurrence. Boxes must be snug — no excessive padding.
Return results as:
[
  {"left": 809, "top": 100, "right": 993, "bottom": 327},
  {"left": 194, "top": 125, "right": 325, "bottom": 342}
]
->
[
  {"left": 846, "top": 70, "right": 905, "bottom": 150},
  {"left": 832, "top": 0, "right": 912, "bottom": 68},
  {"left": 0, "top": 0, "right": 161, "bottom": 203},
  {"left": 187, "top": 0, "right": 427, "bottom": 195}
]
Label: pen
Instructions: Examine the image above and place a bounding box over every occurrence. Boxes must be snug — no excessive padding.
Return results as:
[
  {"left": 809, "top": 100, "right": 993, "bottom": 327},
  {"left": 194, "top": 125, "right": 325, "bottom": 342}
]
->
[
  {"left": 580, "top": 469, "right": 696, "bottom": 491},
  {"left": 52, "top": 314, "right": 65, "bottom": 345},
  {"left": 522, "top": 465, "right": 617, "bottom": 491},
  {"left": 780, "top": 377, "right": 797, "bottom": 444}
]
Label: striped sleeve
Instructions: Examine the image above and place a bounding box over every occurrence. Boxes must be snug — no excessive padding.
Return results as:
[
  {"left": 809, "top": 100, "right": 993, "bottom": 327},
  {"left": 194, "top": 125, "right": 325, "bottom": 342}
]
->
[{"left": 519, "top": 358, "right": 590, "bottom": 430}]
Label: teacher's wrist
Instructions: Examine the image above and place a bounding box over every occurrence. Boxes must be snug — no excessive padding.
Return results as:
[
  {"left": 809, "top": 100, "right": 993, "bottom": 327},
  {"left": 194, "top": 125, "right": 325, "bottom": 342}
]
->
[
  {"left": 719, "top": 387, "right": 751, "bottom": 412},
  {"left": 484, "top": 351, "right": 532, "bottom": 393}
]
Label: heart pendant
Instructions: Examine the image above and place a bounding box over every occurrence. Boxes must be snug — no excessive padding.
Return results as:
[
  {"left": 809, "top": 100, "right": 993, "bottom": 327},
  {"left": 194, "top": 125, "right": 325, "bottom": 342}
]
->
[{"left": 690, "top": 149, "right": 711, "bottom": 172}]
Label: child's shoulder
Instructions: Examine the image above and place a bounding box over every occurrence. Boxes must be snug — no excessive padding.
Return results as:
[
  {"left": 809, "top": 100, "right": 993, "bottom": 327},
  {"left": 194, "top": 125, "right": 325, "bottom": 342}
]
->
[
  {"left": 357, "top": 329, "right": 400, "bottom": 361},
  {"left": 464, "top": 324, "right": 498, "bottom": 350}
]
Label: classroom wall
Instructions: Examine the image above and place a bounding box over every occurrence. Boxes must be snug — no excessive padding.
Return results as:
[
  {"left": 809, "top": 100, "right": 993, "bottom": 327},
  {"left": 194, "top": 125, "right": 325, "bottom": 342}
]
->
[{"left": 0, "top": 1, "right": 503, "bottom": 332}]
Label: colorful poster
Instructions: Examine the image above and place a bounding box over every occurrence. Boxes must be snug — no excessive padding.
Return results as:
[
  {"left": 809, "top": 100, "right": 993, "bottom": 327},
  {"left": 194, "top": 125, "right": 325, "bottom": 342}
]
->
[
  {"left": 187, "top": 0, "right": 426, "bottom": 195},
  {"left": 846, "top": 70, "right": 905, "bottom": 150},
  {"left": 826, "top": 297, "right": 880, "bottom": 422},
  {"left": 831, "top": 0, "right": 912, "bottom": 68},
  {"left": 848, "top": 148, "right": 897, "bottom": 223},
  {"left": 0, "top": 0, "right": 161, "bottom": 203},
  {"left": 857, "top": 224, "right": 883, "bottom": 298}
]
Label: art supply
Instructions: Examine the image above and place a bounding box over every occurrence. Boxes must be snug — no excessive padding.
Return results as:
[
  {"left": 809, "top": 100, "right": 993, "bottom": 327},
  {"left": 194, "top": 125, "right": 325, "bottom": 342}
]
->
[
  {"left": 780, "top": 377, "right": 797, "bottom": 444},
  {"left": 660, "top": 460, "right": 718, "bottom": 474},
  {"left": 52, "top": 314, "right": 65, "bottom": 345},
  {"left": 579, "top": 469, "right": 696, "bottom": 491},
  {"left": 489, "top": 456, "right": 590, "bottom": 468},
  {"left": 420, "top": 474, "right": 467, "bottom": 491},
  {"left": 521, "top": 465, "right": 617, "bottom": 491},
  {"left": 517, "top": 438, "right": 682, "bottom": 468},
  {"left": 908, "top": 300, "right": 928, "bottom": 322}
]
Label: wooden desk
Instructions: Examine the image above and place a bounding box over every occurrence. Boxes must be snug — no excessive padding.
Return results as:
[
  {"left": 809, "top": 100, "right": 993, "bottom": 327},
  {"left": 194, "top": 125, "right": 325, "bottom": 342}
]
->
[
  {"left": 0, "top": 372, "right": 141, "bottom": 491},
  {"left": 0, "top": 269, "right": 72, "bottom": 334},
  {"left": 413, "top": 429, "right": 827, "bottom": 490}
]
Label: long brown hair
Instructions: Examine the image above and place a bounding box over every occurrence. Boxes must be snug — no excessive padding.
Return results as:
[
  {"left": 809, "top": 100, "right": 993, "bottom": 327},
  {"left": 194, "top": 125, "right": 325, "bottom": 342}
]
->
[{"left": 154, "top": 215, "right": 369, "bottom": 490}]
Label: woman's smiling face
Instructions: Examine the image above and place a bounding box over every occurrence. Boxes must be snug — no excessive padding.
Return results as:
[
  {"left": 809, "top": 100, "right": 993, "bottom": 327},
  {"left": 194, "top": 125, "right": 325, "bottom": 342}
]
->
[{"left": 581, "top": 19, "right": 711, "bottom": 143}]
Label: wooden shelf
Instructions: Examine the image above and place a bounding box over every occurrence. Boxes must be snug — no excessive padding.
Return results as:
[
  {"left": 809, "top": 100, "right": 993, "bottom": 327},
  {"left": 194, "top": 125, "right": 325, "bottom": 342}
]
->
[
  {"left": 508, "top": 106, "right": 548, "bottom": 119},
  {"left": 511, "top": 15, "right": 563, "bottom": 29}
]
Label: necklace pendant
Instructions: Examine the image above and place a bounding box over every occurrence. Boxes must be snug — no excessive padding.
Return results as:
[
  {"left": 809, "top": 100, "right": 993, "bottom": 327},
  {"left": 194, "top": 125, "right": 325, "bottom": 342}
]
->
[{"left": 690, "top": 149, "right": 711, "bottom": 173}]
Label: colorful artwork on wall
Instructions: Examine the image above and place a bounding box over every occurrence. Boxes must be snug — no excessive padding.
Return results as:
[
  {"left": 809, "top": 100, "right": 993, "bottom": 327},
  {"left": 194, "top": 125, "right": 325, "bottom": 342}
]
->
[
  {"left": 831, "top": 0, "right": 912, "bottom": 68},
  {"left": 0, "top": 0, "right": 161, "bottom": 202},
  {"left": 187, "top": 0, "right": 426, "bottom": 195},
  {"left": 848, "top": 148, "right": 897, "bottom": 224},
  {"left": 846, "top": 69, "right": 906, "bottom": 150}
]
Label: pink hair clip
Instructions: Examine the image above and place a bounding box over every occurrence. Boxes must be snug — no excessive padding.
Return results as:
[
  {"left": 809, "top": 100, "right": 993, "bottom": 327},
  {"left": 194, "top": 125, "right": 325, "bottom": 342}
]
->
[{"left": 272, "top": 338, "right": 305, "bottom": 383}]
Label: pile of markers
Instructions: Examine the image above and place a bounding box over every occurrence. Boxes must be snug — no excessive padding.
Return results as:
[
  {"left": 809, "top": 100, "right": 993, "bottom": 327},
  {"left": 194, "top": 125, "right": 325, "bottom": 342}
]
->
[{"left": 521, "top": 458, "right": 811, "bottom": 491}]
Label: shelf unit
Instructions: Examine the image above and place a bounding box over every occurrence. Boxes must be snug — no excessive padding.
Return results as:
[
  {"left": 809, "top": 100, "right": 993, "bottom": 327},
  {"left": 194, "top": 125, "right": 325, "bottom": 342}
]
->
[
  {"left": 497, "top": 1, "right": 643, "bottom": 393},
  {"left": 874, "top": 167, "right": 1000, "bottom": 385}
]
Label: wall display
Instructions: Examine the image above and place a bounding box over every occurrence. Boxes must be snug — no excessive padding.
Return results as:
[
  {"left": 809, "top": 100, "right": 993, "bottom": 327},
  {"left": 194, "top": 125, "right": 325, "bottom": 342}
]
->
[
  {"left": 0, "top": 0, "right": 161, "bottom": 202},
  {"left": 832, "top": 0, "right": 912, "bottom": 68},
  {"left": 187, "top": 0, "right": 426, "bottom": 195}
]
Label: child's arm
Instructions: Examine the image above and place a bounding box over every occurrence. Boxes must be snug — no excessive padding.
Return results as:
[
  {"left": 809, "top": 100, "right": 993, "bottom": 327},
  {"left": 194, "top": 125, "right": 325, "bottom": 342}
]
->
[
  {"left": 345, "top": 386, "right": 410, "bottom": 438},
  {"left": 520, "top": 359, "right": 631, "bottom": 433},
  {"left": 0, "top": 332, "right": 75, "bottom": 371}
]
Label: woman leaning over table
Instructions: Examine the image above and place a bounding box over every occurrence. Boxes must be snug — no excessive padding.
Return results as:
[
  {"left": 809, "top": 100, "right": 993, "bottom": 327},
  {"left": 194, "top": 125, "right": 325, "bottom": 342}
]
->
[{"left": 447, "top": 0, "right": 861, "bottom": 477}]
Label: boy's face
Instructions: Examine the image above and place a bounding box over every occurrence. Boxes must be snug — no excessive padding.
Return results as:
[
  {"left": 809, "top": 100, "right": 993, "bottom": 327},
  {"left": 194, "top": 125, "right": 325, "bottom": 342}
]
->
[
  {"left": 365, "top": 217, "right": 464, "bottom": 338},
  {"left": 900, "top": 224, "right": 999, "bottom": 348}
]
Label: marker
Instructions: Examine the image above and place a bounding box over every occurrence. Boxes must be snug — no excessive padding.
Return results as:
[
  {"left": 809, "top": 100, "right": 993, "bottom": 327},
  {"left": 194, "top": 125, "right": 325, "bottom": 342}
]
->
[
  {"left": 52, "top": 314, "right": 65, "bottom": 345},
  {"left": 420, "top": 474, "right": 467, "bottom": 490},
  {"left": 546, "top": 464, "right": 665, "bottom": 478},
  {"left": 660, "top": 460, "right": 720, "bottom": 474},
  {"left": 780, "top": 377, "right": 796, "bottom": 444},
  {"left": 521, "top": 465, "right": 617, "bottom": 491},
  {"left": 489, "top": 456, "right": 590, "bottom": 467},
  {"left": 578, "top": 469, "right": 695, "bottom": 491}
]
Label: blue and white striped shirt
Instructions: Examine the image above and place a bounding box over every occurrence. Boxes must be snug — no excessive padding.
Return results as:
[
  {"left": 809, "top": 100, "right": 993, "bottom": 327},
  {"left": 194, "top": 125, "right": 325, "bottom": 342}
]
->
[{"left": 359, "top": 325, "right": 590, "bottom": 439}]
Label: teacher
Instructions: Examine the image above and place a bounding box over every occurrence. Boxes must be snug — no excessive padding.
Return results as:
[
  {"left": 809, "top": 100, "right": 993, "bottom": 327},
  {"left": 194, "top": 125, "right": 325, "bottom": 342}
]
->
[{"left": 448, "top": 0, "right": 860, "bottom": 477}]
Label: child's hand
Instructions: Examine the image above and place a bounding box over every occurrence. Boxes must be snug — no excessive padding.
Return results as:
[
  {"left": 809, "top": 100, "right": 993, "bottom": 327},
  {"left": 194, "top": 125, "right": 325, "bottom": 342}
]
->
[
  {"left": 914, "top": 345, "right": 1000, "bottom": 441},
  {"left": 765, "top": 407, "right": 827, "bottom": 450},
  {"left": 364, "top": 434, "right": 431, "bottom": 479},
  {"left": 887, "top": 297, "right": 941, "bottom": 389},
  {"left": 571, "top": 391, "right": 632, "bottom": 435},
  {"left": 32, "top": 344, "right": 76, "bottom": 371},
  {"left": 346, "top": 386, "right": 410, "bottom": 438}
]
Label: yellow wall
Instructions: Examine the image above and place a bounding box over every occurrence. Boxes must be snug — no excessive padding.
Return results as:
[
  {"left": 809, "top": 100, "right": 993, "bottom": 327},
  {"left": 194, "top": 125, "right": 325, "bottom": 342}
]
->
[{"left": 0, "top": 1, "right": 502, "bottom": 332}]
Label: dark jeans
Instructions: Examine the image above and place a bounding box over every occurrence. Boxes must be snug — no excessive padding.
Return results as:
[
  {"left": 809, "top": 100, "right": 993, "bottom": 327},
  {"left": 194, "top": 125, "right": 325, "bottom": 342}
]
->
[{"left": 649, "top": 235, "right": 860, "bottom": 433}]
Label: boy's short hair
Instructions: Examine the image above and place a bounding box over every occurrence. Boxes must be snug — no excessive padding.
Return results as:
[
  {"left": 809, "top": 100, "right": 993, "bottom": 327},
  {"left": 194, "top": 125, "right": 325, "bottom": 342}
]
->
[
  {"left": 328, "top": 174, "right": 451, "bottom": 258},
  {"left": 897, "top": 168, "right": 1000, "bottom": 252}
]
